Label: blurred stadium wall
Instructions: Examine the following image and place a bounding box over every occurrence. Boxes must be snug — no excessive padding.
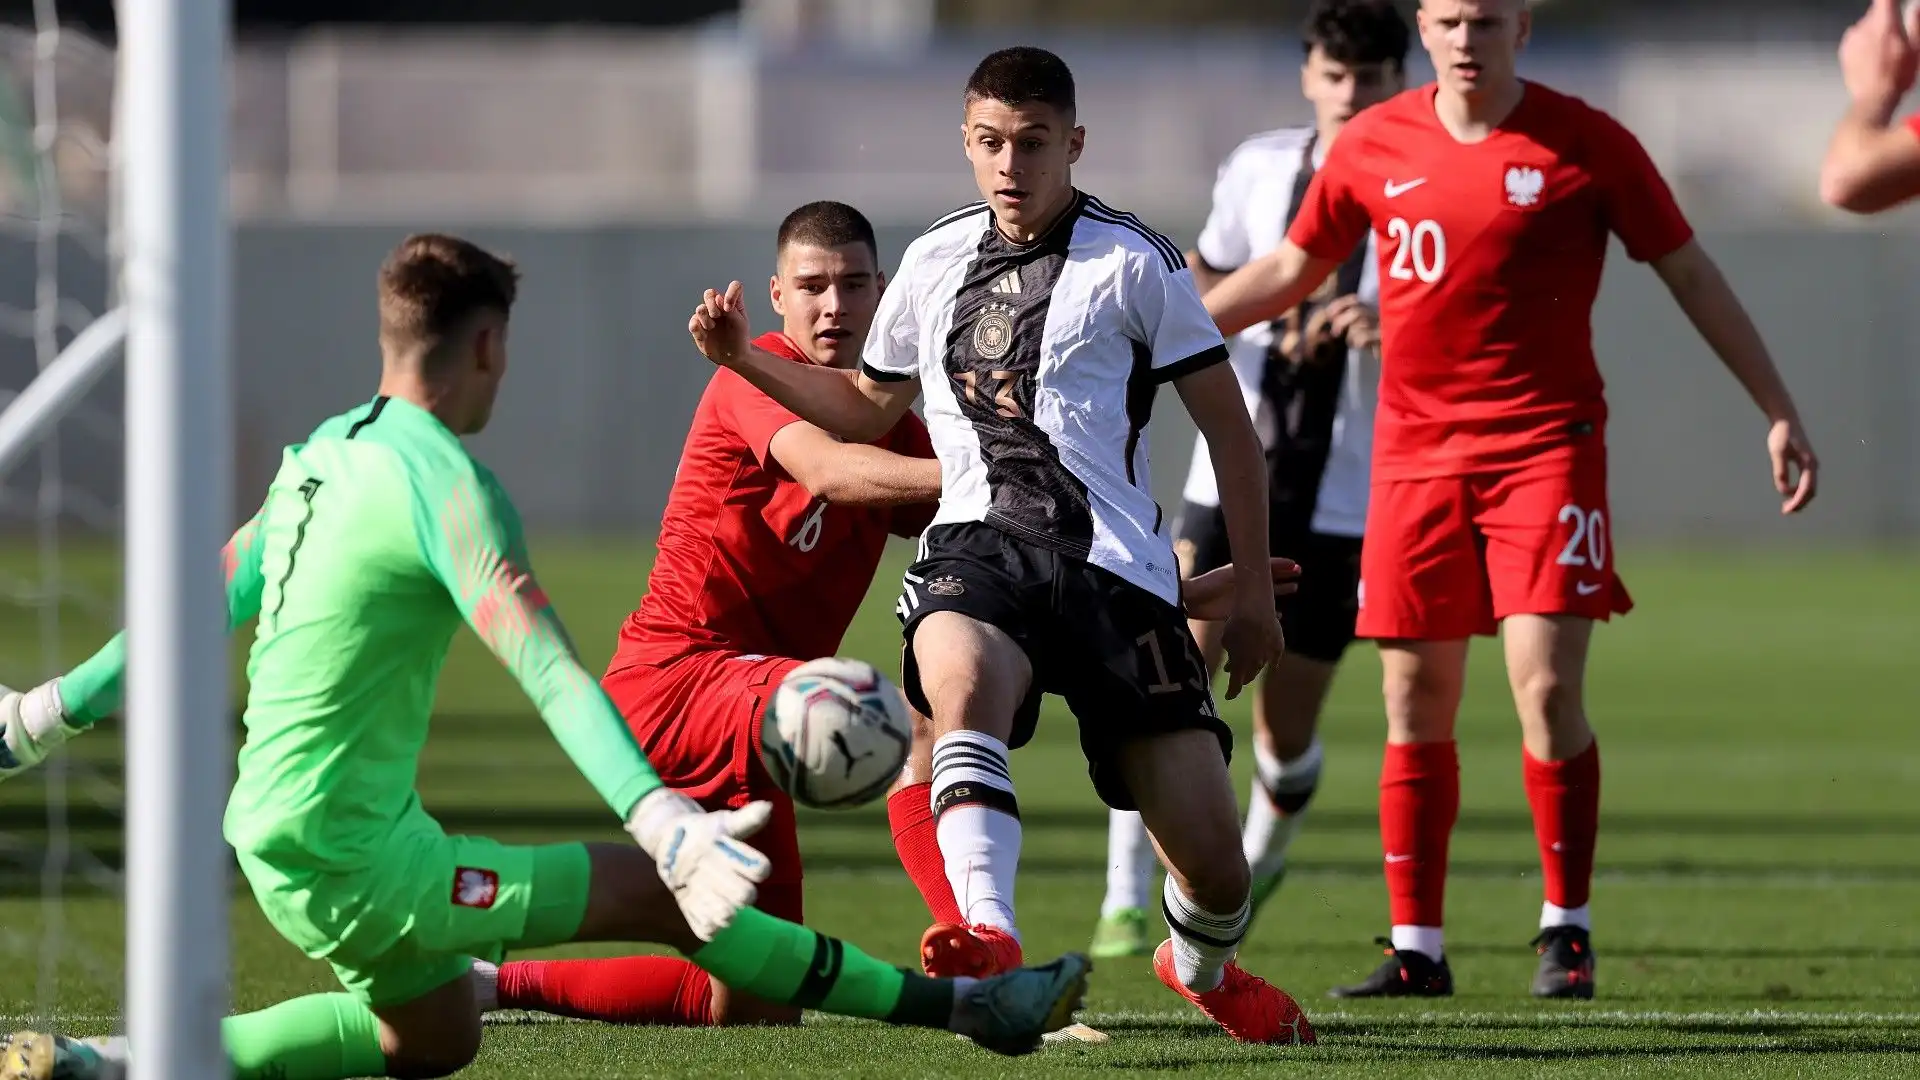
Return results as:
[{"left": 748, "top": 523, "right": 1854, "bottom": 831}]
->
[{"left": 0, "top": 1, "right": 1915, "bottom": 542}]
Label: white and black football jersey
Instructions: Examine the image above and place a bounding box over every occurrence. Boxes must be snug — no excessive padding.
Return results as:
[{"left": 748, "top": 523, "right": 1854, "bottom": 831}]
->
[
  {"left": 861, "top": 192, "right": 1227, "bottom": 606},
  {"left": 1181, "top": 126, "right": 1380, "bottom": 539}
]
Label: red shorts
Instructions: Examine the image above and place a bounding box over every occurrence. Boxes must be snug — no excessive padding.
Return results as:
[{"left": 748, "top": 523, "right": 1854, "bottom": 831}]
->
[
  {"left": 602, "top": 651, "right": 804, "bottom": 922},
  {"left": 1355, "top": 445, "right": 1632, "bottom": 641}
]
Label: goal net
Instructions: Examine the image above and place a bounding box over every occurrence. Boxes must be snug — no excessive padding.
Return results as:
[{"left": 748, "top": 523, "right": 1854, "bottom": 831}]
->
[{"left": 0, "top": 14, "right": 127, "bottom": 1037}]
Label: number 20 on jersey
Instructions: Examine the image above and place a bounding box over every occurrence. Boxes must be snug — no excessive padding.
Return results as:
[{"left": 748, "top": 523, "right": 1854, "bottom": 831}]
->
[{"left": 1386, "top": 217, "right": 1446, "bottom": 284}]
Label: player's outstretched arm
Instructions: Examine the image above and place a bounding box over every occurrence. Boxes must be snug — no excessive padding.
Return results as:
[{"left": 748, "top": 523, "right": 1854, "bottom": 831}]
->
[
  {"left": 1824, "top": 0, "right": 1920, "bottom": 212},
  {"left": 425, "top": 472, "right": 778, "bottom": 937},
  {"left": 0, "top": 507, "right": 269, "bottom": 781},
  {"left": 691, "top": 280, "right": 917, "bottom": 443},
  {"left": 1203, "top": 240, "right": 1341, "bottom": 338},
  {"left": 1651, "top": 240, "right": 1819, "bottom": 514},
  {"left": 424, "top": 474, "right": 667, "bottom": 817},
  {"left": 1821, "top": 106, "right": 1920, "bottom": 212},
  {"left": 1176, "top": 362, "right": 1285, "bottom": 698},
  {"left": 767, "top": 422, "right": 941, "bottom": 507},
  {"left": 1181, "top": 557, "right": 1301, "bottom": 622}
]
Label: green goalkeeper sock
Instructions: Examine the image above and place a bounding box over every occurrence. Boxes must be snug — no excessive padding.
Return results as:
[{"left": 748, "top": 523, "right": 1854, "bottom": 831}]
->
[
  {"left": 222, "top": 993, "right": 387, "bottom": 1080},
  {"left": 692, "top": 907, "right": 954, "bottom": 1027}
]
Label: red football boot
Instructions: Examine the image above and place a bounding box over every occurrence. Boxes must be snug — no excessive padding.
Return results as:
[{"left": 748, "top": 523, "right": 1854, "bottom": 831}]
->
[
  {"left": 920, "top": 922, "right": 1024, "bottom": 978},
  {"left": 1152, "top": 939, "right": 1316, "bottom": 1045}
]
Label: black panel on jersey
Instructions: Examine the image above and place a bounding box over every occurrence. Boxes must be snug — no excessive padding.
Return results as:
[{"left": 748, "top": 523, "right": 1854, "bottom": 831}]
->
[
  {"left": 1263, "top": 131, "right": 1369, "bottom": 529},
  {"left": 940, "top": 194, "right": 1095, "bottom": 559}
]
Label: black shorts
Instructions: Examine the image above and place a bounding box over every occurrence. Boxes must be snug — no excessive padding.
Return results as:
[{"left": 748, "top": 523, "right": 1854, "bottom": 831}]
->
[
  {"left": 895, "top": 521, "right": 1229, "bottom": 812},
  {"left": 1172, "top": 499, "right": 1362, "bottom": 665}
]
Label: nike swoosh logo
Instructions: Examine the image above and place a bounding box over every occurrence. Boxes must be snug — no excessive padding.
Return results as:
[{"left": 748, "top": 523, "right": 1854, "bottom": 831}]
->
[
  {"left": 1384, "top": 853, "right": 1414, "bottom": 863},
  {"left": 1576, "top": 582, "right": 1604, "bottom": 596},
  {"left": 1384, "top": 178, "right": 1428, "bottom": 198}
]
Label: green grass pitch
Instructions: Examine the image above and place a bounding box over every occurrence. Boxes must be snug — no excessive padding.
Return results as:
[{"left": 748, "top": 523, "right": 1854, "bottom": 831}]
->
[{"left": 0, "top": 539, "right": 1914, "bottom": 1077}]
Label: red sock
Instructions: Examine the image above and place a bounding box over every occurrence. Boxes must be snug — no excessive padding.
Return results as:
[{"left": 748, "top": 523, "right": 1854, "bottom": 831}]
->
[
  {"left": 1379, "top": 740, "right": 1460, "bottom": 928},
  {"left": 498, "top": 957, "right": 713, "bottom": 1027},
  {"left": 888, "top": 782, "right": 963, "bottom": 925},
  {"left": 1524, "top": 739, "right": 1601, "bottom": 910}
]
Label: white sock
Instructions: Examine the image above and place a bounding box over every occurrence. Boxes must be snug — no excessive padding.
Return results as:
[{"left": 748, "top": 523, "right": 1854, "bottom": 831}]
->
[
  {"left": 931, "top": 730, "right": 1022, "bottom": 939},
  {"left": 1541, "top": 902, "right": 1591, "bottom": 931},
  {"left": 1390, "top": 924, "right": 1445, "bottom": 960},
  {"left": 471, "top": 958, "right": 500, "bottom": 1012},
  {"left": 1161, "top": 875, "right": 1248, "bottom": 993},
  {"left": 1242, "top": 739, "right": 1323, "bottom": 875},
  {"left": 1101, "top": 809, "right": 1158, "bottom": 916},
  {"left": 945, "top": 976, "right": 980, "bottom": 1028}
]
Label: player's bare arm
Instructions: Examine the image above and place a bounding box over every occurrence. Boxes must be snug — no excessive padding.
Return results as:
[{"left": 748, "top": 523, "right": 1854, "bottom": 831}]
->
[
  {"left": 1204, "top": 240, "right": 1342, "bottom": 338},
  {"left": 1650, "top": 240, "right": 1819, "bottom": 514},
  {"left": 767, "top": 422, "right": 942, "bottom": 507},
  {"left": 1182, "top": 558, "right": 1301, "bottom": 623},
  {"left": 1185, "top": 249, "right": 1231, "bottom": 296},
  {"left": 1823, "top": 0, "right": 1920, "bottom": 212},
  {"left": 1176, "top": 360, "right": 1285, "bottom": 699},
  {"left": 691, "top": 280, "right": 917, "bottom": 443}
]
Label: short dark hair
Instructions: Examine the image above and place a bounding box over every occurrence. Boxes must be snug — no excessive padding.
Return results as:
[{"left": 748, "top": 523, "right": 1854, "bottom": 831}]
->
[
  {"left": 377, "top": 233, "right": 518, "bottom": 354},
  {"left": 776, "top": 200, "right": 879, "bottom": 263},
  {"left": 1302, "top": 0, "right": 1412, "bottom": 70},
  {"left": 964, "top": 47, "right": 1075, "bottom": 115}
]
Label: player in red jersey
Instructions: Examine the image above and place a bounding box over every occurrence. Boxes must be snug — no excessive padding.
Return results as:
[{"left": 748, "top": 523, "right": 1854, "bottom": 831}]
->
[
  {"left": 469, "top": 201, "right": 942, "bottom": 1028},
  {"left": 1203, "top": 0, "right": 1820, "bottom": 1000},
  {"left": 1821, "top": 0, "right": 1920, "bottom": 212}
]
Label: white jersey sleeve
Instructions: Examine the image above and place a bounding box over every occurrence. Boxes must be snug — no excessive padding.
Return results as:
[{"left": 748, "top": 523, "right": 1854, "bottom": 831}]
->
[
  {"left": 860, "top": 232, "right": 928, "bottom": 383},
  {"left": 1194, "top": 153, "right": 1256, "bottom": 273},
  {"left": 1124, "top": 248, "right": 1229, "bottom": 381}
]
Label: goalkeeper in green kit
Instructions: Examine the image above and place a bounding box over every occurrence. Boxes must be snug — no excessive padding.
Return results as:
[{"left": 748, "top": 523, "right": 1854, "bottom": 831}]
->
[{"left": 0, "top": 234, "right": 1090, "bottom": 1080}]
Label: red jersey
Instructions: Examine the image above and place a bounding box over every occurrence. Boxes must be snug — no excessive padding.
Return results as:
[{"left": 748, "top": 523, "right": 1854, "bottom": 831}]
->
[
  {"left": 1288, "top": 82, "right": 1694, "bottom": 479},
  {"left": 613, "top": 332, "right": 936, "bottom": 667}
]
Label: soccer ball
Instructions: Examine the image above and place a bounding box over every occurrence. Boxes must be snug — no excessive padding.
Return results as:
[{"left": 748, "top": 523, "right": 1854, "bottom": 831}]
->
[{"left": 761, "top": 657, "right": 913, "bottom": 810}]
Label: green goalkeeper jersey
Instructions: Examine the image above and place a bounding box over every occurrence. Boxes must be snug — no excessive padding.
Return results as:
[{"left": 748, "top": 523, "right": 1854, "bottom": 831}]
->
[{"left": 63, "top": 395, "right": 663, "bottom": 872}]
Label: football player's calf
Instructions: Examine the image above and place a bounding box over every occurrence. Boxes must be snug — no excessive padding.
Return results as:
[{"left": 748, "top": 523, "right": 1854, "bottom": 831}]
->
[
  {"left": 1121, "top": 731, "right": 1313, "bottom": 1045},
  {"left": 910, "top": 611, "right": 1034, "bottom": 978}
]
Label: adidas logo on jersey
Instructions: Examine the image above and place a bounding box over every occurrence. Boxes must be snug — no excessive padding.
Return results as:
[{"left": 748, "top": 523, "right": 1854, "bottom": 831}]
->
[{"left": 990, "top": 268, "right": 1022, "bottom": 295}]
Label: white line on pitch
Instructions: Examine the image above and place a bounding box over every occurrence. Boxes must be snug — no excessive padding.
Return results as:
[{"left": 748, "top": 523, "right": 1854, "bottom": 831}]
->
[
  {"left": 473, "top": 1008, "right": 1920, "bottom": 1028},
  {"left": 1074, "top": 1008, "right": 1920, "bottom": 1026},
  {"left": 9, "top": 1007, "right": 1919, "bottom": 1030}
]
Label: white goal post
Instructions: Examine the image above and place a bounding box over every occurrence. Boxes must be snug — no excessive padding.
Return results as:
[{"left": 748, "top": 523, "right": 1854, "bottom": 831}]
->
[
  {"left": 0, "top": 0, "right": 229, "bottom": 1073},
  {"left": 119, "top": 0, "right": 232, "bottom": 1076}
]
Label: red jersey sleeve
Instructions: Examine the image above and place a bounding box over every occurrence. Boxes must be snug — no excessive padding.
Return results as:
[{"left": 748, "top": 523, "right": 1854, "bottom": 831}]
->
[
  {"left": 713, "top": 370, "right": 805, "bottom": 474},
  {"left": 1286, "top": 138, "right": 1371, "bottom": 261},
  {"left": 1589, "top": 110, "right": 1694, "bottom": 263}
]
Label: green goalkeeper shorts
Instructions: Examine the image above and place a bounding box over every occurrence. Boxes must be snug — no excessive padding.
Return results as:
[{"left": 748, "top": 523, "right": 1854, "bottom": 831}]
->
[{"left": 237, "top": 812, "right": 593, "bottom": 1006}]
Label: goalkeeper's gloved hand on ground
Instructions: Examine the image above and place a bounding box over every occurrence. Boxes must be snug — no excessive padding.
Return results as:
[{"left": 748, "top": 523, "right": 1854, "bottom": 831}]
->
[
  {"left": 0, "top": 679, "right": 80, "bottom": 784},
  {"left": 625, "top": 788, "right": 774, "bottom": 941}
]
